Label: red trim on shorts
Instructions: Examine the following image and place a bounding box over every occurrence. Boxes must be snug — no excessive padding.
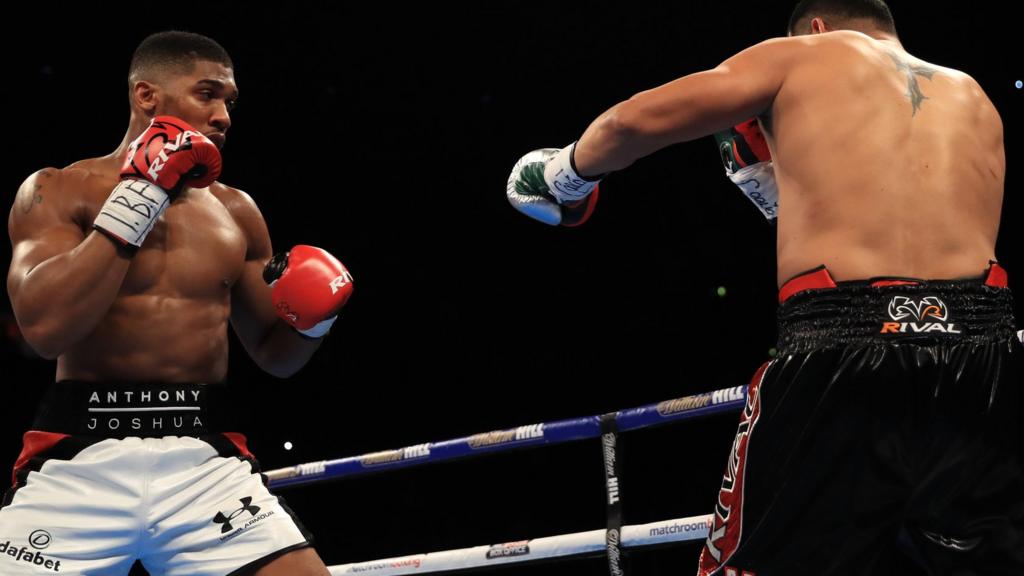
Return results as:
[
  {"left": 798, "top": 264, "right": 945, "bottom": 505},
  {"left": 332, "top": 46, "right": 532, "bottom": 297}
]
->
[
  {"left": 11, "top": 431, "right": 69, "bottom": 487},
  {"left": 697, "top": 362, "right": 768, "bottom": 576},
  {"left": 779, "top": 262, "right": 1008, "bottom": 303},
  {"left": 223, "top": 432, "right": 255, "bottom": 460},
  {"left": 985, "top": 262, "right": 1008, "bottom": 288},
  {"left": 778, "top": 267, "right": 837, "bottom": 304}
]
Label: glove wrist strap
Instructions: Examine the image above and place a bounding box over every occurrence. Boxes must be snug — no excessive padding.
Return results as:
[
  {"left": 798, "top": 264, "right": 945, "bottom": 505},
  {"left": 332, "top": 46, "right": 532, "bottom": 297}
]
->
[
  {"left": 92, "top": 178, "right": 169, "bottom": 248},
  {"left": 544, "top": 142, "right": 603, "bottom": 204},
  {"left": 296, "top": 315, "right": 337, "bottom": 339}
]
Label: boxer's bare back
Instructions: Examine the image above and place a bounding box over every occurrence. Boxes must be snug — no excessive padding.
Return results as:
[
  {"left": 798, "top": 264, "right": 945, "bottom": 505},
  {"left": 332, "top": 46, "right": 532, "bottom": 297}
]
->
[{"left": 761, "top": 31, "right": 1004, "bottom": 285}]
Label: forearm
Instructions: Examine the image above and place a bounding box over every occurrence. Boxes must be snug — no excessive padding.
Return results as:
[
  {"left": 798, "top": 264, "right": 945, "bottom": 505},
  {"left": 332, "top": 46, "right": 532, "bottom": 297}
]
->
[
  {"left": 12, "top": 232, "right": 132, "bottom": 357},
  {"left": 573, "top": 100, "right": 669, "bottom": 177},
  {"left": 254, "top": 320, "right": 327, "bottom": 379}
]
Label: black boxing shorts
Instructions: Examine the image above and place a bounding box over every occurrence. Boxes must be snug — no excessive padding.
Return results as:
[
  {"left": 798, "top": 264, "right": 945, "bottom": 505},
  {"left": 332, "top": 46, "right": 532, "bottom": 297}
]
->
[{"left": 697, "top": 261, "right": 1024, "bottom": 576}]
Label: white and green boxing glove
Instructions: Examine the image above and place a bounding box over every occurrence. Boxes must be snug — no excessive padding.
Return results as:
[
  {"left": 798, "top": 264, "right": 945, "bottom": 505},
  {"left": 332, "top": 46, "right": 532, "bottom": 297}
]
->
[{"left": 506, "top": 142, "right": 602, "bottom": 227}]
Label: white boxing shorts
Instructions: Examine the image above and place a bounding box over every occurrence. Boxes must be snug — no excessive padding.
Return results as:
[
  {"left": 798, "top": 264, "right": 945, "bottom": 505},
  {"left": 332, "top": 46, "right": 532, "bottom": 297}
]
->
[{"left": 0, "top": 381, "right": 312, "bottom": 575}]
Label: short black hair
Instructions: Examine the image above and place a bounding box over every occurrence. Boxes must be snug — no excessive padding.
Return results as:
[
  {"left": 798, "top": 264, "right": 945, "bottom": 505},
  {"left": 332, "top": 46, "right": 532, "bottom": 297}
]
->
[
  {"left": 129, "top": 30, "right": 233, "bottom": 83},
  {"left": 788, "top": 0, "right": 897, "bottom": 36}
]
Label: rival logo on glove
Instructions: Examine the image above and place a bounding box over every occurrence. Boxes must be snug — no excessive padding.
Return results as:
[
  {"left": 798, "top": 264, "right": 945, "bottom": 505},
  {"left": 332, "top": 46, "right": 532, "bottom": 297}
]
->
[
  {"left": 329, "top": 271, "right": 354, "bottom": 295},
  {"left": 146, "top": 130, "right": 202, "bottom": 180}
]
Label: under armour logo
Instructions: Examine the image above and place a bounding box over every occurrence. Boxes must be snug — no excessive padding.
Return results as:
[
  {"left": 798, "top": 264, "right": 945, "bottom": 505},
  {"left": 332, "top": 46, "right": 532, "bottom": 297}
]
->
[
  {"left": 922, "top": 530, "right": 982, "bottom": 552},
  {"left": 212, "top": 497, "right": 261, "bottom": 534},
  {"left": 887, "top": 296, "right": 949, "bottom": 322}
]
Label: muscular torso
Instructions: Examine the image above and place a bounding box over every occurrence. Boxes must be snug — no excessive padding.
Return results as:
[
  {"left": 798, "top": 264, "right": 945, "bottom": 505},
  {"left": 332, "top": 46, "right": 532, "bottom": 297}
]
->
[
  {"left": 56, "top": 157, "right": 248, "bottom": 382},
  {"left": 760, "top": 31, "right": 1005, "bottom": 286}
]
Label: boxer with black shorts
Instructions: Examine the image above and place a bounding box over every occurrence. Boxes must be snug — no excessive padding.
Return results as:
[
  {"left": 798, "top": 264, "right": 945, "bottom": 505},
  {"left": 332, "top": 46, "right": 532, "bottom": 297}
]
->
[
  {"left": 3, "top": 31, "right": 351, "bottom": 575},
  {"left": 506, "top": 1, "right": 1021, "bottom": 574}
]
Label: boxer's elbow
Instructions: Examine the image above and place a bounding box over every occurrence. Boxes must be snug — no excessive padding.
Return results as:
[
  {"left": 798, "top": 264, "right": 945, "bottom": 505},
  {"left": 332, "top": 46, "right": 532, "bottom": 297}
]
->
[
  {"left": 10, "top": 291, "right": 74, "bottom": 359},
  {"left": 250, "top": 344, "right": 293, "bottom": 379},
  {"left": 19, "top": 320, "right": 67, "bottom": 360},
  {"left": 252, "top": 340, "right": 309, "bottom": 380},
  {"left": 261, "top": 361, "right": 300, "bottom": 380},
  {"left": 247, "top": 321, "right": 324, "bottom": 379}
]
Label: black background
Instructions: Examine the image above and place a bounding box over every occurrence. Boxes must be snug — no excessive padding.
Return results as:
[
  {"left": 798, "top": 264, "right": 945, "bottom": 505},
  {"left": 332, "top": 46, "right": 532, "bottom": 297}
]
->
[{"left": 0, "top": 2, "right": 1020, "bottom": 573}]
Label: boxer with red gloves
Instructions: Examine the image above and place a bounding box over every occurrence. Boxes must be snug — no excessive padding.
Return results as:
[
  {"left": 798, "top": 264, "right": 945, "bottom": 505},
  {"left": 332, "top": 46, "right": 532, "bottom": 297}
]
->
[{"left": 4, "top": 32, "right": 337, "bottom": 575}]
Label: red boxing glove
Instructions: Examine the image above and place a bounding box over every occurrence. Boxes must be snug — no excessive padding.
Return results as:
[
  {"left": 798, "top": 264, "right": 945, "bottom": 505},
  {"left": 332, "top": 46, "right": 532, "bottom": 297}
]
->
[
  {"left": 93, "top": 117, "right": 223, "bottom": 248},
  {"left": 720, "top": 119, "right": 771, "bottom": 169},
  {"left": 263, "top": 245, "right": 354, "bottom": 337},
  {"left": 120, "top": 116, "right": 222, "bottom": 192}
]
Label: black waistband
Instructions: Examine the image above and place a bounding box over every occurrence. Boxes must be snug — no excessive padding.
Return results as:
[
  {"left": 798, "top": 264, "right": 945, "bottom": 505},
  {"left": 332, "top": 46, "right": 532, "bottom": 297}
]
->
[
  {"left": 777, "top": 279, "right": 1016, "bottom": 354},
  {"left": 33, "top": 381, "right": 234, "bottom": 438}
]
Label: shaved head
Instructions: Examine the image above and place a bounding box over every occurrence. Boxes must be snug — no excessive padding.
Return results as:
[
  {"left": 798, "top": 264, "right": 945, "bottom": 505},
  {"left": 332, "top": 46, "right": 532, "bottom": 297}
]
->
[{"left": 129, "top": 30, "right": 233, "bottom": 86}]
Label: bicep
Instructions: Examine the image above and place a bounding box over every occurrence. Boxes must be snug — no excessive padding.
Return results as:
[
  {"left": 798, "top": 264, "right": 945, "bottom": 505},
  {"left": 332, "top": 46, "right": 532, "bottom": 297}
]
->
[
  {"left": 618, "top": 38, "right": 794, "bottom": 145},
  {"left": 7, "top": 169, "right": 85, "bottom": 303},
  {"left": 226, "top": 190, "right": 278, "bottom": 355}
]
